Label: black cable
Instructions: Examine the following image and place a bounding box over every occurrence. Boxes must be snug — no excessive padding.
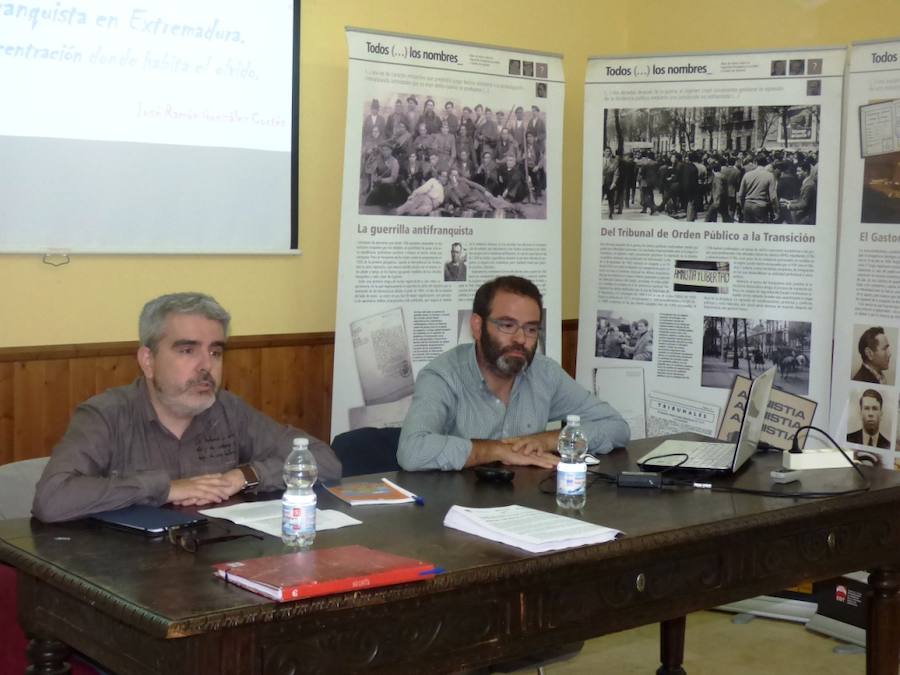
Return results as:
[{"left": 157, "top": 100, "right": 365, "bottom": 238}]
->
[
  {"left": 637, "top": 452, "right": 689, "bottom": 474},
  {"left": 538, "top": 465, "right": 616, "bottom": 495}
]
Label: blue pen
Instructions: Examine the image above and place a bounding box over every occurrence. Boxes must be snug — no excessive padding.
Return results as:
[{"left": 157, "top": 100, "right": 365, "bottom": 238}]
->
[
  {"left": 419, "top": 567, "right": 446, "bottom": 576},
  {"left": 381, "top": 477, "right": 425, "bottom": 506}
]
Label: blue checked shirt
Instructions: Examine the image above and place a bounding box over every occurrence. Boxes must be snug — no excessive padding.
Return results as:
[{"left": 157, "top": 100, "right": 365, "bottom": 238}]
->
[{"left": 398, "top": 343, "right": 630, "bottom": 471}]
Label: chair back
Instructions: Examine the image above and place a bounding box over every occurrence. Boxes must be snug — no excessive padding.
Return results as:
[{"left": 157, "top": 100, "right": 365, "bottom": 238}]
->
[
  {"left": 0, "top": 457, "right": 50, "bottom": 519},
  {"left": 331, "top": 427, "right": 402, "bottom": 476}
]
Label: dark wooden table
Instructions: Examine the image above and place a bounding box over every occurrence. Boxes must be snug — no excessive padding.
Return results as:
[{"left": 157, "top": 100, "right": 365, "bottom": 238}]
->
[{"left": 2, "top": 435, "right": 900, "bottom": 674}]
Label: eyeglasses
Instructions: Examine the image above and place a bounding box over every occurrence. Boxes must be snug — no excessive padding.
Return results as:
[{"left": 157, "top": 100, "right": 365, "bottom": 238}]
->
[
  {"left": 167, "top": 527, "right": 263, "bottom": 553},
  {"left": 486, "top": 318, "right": 541, "bottom": 339}
]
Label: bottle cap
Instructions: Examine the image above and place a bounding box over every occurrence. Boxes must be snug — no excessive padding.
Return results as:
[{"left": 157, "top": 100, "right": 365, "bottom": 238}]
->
[
  {"left": 566, "top": 414, "right": 581, "bottom": 424},
  {"left": 292, "top": 437, "right": 309, "bottom": 449}
]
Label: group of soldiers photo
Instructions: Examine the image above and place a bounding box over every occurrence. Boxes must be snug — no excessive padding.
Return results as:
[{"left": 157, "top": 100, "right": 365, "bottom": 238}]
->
[{"left": 358, "top": 95, "right": 548, "bottom": 219}]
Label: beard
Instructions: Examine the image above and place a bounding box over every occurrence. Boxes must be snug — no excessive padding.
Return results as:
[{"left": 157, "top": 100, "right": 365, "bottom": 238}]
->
[
  {"left": 479, "top": 330, "right": 537, "bottom": 377},
  {"left": 152, "top": 371, "right": 218, "bottom": 418}
]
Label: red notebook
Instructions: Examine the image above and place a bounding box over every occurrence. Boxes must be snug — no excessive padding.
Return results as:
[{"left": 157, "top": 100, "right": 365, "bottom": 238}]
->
[{"left": 213, "top": 545, "right": 437, "bottom": 602}]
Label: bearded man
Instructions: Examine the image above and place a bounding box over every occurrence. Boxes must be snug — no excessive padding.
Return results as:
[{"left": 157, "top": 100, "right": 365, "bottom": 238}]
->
[{"left": 397, "top": 276, "right": 628, "bottom": 471}]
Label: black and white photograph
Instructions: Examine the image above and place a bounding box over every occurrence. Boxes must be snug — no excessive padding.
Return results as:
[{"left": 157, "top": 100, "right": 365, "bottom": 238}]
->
[
  {"left": 522, "top": 61, "right": 534, "bottom": 77},
  {"left": 672, "top": 260, "right": 730, "bottom": 294},
  {"left": 860, "top": 150, "right": 900, "bottom": 223},
  {"left": 789, "top": 59, "right": 805, "bottom": 76},
  {"left": 508, "top": 59, "right": 521, "bottom": 75},
  {"left": 536, "top": 82, "right": 547, "bottom": 98},
  {"left": 850, "top": 324, "right": 896, "bottom": 385},
  {"left": 771, "top": 60, "right": 786, "bottom": 76},
  {"left": 536, "top": 62, "right": 548, "bottom": 79},
  {"left": 443, "top": 242, "right": 467, "bottom": 282},
  {"left": 895, "top": 396, "right": 900, "bottom": 464},
  {"left": 846, "top": 387, "right": 894, "bottom": 451},
  {"left": 601, "top": 105, "right": 820, "bottom": 224},
  {"left": 595, "top": 310, "right": 653, "bottom": 361},
  {"left": 358, "top": 95, "right": 548, "bottom": 219},
  {"left": 702, "top": 316, "right": 811, "bottom": 395}
]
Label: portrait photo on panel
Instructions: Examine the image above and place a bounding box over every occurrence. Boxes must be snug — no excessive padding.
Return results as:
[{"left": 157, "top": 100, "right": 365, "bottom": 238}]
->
[
  {"left": 358, "top": 95, "right": 548, "bottom": 219},
  {"left": 701, "top": 316, "right": 811, "bottom": 395},
  {"left": 846, "top": 387, "right": 894, "bottom": 453},
  {"left": 850, "top": 324, "right": 896, "bottom": 386},
  {"left": 895, "top": 397, "right": 900, "bottom": 467},
  {"left": 601, "top": 105, "right": 820, "bottom": 225},
  {"left": 595, "top": 310, "right": 654, "bottom": 362},
  {"left": 443, "top": 242, "right": 467, "bottom": 282}
]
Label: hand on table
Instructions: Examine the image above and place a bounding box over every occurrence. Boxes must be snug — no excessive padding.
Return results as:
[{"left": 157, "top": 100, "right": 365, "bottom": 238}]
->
[{"left": 167, "top": 472, "right": 243, "bottom": 506}]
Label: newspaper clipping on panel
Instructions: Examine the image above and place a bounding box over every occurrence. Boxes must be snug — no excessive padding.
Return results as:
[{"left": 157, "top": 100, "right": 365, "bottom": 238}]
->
[
  {"left": 577, "top": 48, "right": 844, "bottom": 449},
  {"left": 830, "top": 39, "right": 900, "bottom": 471},
  {"left": 331, "top": 29, "right": 564, "bottom": 437}
]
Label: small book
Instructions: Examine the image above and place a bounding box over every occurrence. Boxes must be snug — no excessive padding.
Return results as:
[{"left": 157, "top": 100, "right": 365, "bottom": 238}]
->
[
  {"left": 324, "top": 478, "right": 418, "bottom": 506},
  {"left": 91, "top": 505, "right": 207, "bottom": 536},
  {"left": 213, "top": 544, "right": 437, "bottom": 601},
  {"left": 443, "top": 504, "right": 620, "bottom": 553}
]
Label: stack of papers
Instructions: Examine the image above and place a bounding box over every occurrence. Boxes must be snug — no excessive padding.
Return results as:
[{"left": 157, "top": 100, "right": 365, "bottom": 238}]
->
[
  {"left": 443, "top": 504, "right": 620, "bottom": 553},
  {"left": 199, "top": 500, "right": 361, "bottom": 537}
]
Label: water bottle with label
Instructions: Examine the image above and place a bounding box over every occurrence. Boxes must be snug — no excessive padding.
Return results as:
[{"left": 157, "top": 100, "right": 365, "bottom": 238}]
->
[
  {"left": 556, "top": 414, "right": 588, "bottom": 509},
  {"left": 282, "top": 437, "right": 318, "bottom": 548}
]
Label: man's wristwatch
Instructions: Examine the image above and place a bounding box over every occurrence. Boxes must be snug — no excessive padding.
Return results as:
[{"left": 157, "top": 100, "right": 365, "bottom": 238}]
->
[{"left": 237, "top": 464, "right": 260, "bottom": 491}]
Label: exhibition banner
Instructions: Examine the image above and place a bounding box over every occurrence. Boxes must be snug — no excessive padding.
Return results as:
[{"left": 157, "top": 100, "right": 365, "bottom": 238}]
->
[
  {"left": 577, "top": 48, "right": 845, "bottom": 449},
  {"left": 830, "top": 38, "right": 900, "bottom": 470},
  {"left": 331, "top": 28, "right": 564, "bottom": 437}
]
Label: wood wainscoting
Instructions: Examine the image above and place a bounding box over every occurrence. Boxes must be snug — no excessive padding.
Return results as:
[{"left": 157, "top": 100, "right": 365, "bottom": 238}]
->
[{"left": 0, "top": 320, "right": 579, "bottom": 466}]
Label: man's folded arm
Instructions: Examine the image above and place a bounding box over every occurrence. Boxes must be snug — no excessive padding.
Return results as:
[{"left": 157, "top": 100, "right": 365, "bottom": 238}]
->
[
  {"left": 398, "top": 370, "right": 472, "bottom": 471},
  {"left": 32, "top": 407, "right": 169, "bottom": 523},
  {"left": 550, "top": 370, "right": 631, "bottom": 454},
  {"left": 240, "top": 404, "right": 342, "bottom": 486}
]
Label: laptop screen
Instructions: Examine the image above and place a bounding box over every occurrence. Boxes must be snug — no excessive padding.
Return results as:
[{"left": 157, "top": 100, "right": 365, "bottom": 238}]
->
[{"left": 731, "top": 367, "right": 776, "bottom": 471}]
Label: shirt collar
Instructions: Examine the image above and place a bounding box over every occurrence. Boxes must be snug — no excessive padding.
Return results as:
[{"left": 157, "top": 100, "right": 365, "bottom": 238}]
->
[{"left": 863, "top": 363, "right": 884, "bottom": 383}]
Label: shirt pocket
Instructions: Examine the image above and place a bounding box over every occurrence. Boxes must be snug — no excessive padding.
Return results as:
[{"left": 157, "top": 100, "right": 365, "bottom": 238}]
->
[{"left": 193, "top": 433, "right": 240, "bottom": 474}]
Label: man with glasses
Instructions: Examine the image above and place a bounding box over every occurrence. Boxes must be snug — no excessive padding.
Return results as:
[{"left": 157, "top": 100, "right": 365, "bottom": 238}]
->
[
  {"left": 32, "top": 292, "right": 341, "bottom": 522},
  {"left": 398, "top": 276, "right": 629, "bottom": 471}
]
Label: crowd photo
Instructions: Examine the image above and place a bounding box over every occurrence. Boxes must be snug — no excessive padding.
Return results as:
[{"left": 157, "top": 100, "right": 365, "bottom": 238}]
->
[
  {"left": 357, "top": 94, "right": 548, "bottom": 219},
  {"left": 595, "top": 311, "right": 654, "bottom": 361},
  {"left": 601, "top": 105, "right": 820, "bottom": 224},
  {"left": 701, "top": 316, "right": 812, "bottom": 396}
]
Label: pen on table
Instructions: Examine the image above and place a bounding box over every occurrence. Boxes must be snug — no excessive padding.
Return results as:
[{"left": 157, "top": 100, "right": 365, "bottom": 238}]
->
[
  {"left": 419, "top": 567, "right": 445, "bottom": 576},
  {"left": 381, "top": 477, "right": 425, "bottom": 506}
]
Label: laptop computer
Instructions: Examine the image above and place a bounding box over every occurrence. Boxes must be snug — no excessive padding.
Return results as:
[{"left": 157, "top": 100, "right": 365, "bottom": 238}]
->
[
  {"left": 91, "top": 505, "right": 207, "bottom": 536},
  {"left": 637, "top": 367, "right": 776, "bottom": 473}
]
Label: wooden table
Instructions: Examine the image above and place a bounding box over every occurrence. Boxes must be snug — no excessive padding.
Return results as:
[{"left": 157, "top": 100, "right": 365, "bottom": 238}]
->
[{"left": 2, "top": 436, "right": 899, "bottom": 674}]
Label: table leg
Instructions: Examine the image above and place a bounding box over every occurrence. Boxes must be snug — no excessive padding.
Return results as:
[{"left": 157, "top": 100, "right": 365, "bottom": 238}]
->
[
  {"left": 657, "top": 615, "right": 687, "bottom": 675},
  {"left": 866, "top": 567, "right": 900, "bottom": 675},
  {"left": 26, "top": 636, "right": 72, "bottom": 675}
]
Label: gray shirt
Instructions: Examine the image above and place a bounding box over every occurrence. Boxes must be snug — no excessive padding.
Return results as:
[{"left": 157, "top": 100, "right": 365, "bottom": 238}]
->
[
  {"left": 398, "top": 343, "right": 630, "bottom": 471},
  {"left": 32, "top": 378, "right": 341, "bottom": 522}
]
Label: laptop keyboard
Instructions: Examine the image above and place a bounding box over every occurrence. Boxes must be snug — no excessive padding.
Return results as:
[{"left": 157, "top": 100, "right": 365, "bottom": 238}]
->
[{"left": 639, "top": 440, "right": 734, "bottom": 469}]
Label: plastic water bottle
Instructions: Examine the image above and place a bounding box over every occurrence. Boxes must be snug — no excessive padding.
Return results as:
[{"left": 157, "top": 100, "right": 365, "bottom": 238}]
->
[
  {"left": 556, "top": 414, "right": 588, "bottom": 509},
  {"left": 282, "top": 437, "right": 318, "bottom": 548}
]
